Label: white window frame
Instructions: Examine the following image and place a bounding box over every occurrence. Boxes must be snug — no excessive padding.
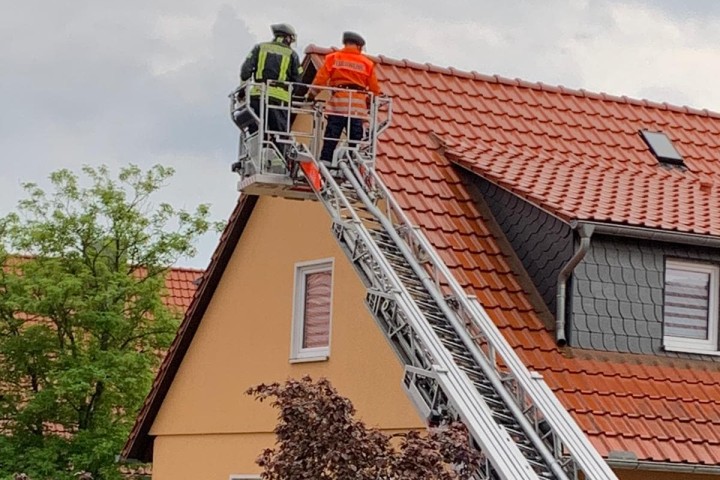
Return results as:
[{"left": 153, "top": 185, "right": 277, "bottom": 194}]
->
[
  {"left": 663, "top": 259, "right": 720, "bottom": 355},
  {"left": 290, "top": 258, "right": 334, "bottom": 362}
]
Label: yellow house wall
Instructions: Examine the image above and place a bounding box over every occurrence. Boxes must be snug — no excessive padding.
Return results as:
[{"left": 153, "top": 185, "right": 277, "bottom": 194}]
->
[
  {"left": 148, "top": 196, "right": 720, "bottom": 480},
  {"left": 149, "top": 196, "right": 424, "bottom": 479}
]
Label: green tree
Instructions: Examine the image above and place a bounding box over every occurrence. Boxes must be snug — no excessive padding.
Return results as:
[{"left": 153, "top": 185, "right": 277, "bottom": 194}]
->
[
  {"left": 247, "top": 376, "right": 481, "bottom": 480},
  {"left": 0, "top": 165, "right": 221, "bottom": 479}
]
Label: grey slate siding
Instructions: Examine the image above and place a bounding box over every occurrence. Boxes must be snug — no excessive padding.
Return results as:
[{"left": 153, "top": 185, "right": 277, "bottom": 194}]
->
[
  {"left": 472, "top": 176, "right": 720, "bottom": 359},
  {"left": 474, "top": 178, "right": 573, "bottom": 315},
  {"left": 571, "top": 234, "right": 720, "bottom": 360}
]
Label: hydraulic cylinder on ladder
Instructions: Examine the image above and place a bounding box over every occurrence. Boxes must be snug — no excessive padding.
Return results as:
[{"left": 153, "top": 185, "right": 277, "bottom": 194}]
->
[{"left": 230, "top": 82, "right": 618, "bottom": 480}]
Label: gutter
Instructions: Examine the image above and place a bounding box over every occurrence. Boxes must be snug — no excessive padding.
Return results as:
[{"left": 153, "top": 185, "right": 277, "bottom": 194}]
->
[
  {"left": 555, "top": 224, "right": 594, "bottom": 346},
  {"left": 573, "top": 220, "right": 720, "bottom": 249},
  {"left": 607, "top": 458, "right": 720, "bottom": 476}
]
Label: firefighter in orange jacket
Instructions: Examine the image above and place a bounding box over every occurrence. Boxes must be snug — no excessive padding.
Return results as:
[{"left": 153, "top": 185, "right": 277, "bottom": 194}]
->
[{"left": 308, "top": 32, "right": 381, "bottom": 166}]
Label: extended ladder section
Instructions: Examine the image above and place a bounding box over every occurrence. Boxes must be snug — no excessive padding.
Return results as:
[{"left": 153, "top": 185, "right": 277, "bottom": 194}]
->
[{"left": 232, "top": 83, "right": 618, "bottom": 480}]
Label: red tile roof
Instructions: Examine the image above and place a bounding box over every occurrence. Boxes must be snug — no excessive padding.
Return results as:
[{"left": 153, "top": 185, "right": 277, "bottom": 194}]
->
[
  {"left": 374, "top": 50, "right": 720, "bottom": 236},
  {"left": 125, "top": 47, "right": 720, "bottom": 468},
  {"left": 442, "top": 136, "right": 720, "bottom": 236},
  {"left": 305, "top": 46, "right": 720, "bottom": 466},
  {"left": 164, "top": 267, "right": 203, "bottom": 310}
]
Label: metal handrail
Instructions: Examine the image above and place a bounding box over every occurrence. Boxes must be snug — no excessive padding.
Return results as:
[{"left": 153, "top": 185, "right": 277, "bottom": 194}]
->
[{"left": 230, "top": 82, "right": 391, "bottom": 176}]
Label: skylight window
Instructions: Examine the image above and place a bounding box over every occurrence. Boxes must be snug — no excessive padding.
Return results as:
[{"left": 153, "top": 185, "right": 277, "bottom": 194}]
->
[{"left": 640, "top": 130, "right": 684, "bottom": 166}]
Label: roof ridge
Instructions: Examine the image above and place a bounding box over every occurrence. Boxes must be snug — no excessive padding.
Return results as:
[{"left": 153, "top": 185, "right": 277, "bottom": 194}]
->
[
  {"left": 169, "top": 265, "right": 205, "bottom": 273},
  {"left": 304, "top": 44, "right": 720, "bottom": 119}
]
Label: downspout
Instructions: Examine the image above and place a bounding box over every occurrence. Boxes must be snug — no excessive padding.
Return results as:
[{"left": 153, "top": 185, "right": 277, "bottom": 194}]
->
[{"left": 555, "top": 223, "right": 594, "bottom": 346}]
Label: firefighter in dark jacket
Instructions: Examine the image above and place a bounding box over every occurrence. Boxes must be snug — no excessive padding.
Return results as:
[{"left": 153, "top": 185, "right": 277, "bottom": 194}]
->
[{"left": 240, "top": 23, "right": 303, "bottom": 137}]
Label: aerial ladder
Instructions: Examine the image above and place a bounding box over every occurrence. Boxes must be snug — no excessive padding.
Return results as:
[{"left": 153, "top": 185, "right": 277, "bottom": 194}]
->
[{"left": 230, "top": 82, "right": 618, "bottom": 480}]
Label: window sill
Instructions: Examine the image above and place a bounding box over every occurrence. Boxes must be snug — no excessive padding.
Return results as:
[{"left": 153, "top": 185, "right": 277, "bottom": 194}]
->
[
  {"left": 289, "top": 355, "right": 329, "bottom": 364},
  {"left": 663, "top": 344, "right": 720, "bottom": 357}
]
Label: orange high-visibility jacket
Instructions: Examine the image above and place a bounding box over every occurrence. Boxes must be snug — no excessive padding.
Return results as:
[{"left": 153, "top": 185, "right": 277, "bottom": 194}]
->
[{"left": 312, "top": 46, "right": 381, "bottom": 116}]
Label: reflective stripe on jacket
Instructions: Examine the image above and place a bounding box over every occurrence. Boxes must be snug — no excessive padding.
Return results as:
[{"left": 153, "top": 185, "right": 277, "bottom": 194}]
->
[
  {"left": 312, "top": 46, "right": 380, "bottom": 115},
  {"left": 240, "top": 39, "right": 303, "bottom": 102},
  {"left": 326, "top": 90, "right": 370, "bottom": 117}
]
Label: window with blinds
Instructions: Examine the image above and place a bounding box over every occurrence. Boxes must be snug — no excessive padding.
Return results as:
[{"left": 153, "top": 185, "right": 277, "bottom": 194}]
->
[
  {"left": 291, "top": 259, "right": 333, "bottom": 361},
  {"left": 663, "top": 259, "right": 719, "bottom": 354},
  {"left": 302, "top": 270, "right": 331, "bottom": 349}
]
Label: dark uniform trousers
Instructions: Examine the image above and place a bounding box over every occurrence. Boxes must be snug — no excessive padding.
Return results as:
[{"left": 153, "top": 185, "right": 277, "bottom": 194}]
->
[
  {"left": 247, "top": 95, "right": 290, "bottom": 137},
  {"left": 320, "top": 116, "right": 363, "bottom": 163}
]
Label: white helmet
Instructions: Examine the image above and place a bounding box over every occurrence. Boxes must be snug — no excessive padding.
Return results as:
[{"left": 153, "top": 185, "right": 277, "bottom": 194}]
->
[{"left": 271, "top": 23, "right": 296, "bottom": 40}]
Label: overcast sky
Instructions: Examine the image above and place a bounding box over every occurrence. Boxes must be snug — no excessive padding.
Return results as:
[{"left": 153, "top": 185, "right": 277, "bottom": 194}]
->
[{"left": 3, "top": 0, "right": 720, "bottom": 268}]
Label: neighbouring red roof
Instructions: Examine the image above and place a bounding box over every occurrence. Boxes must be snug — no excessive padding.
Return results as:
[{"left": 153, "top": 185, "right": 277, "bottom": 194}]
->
[
  {"left": 304, "top": 46, "right": 720, "bottom": 466},
  {"left": 125, "top": 47, "right": 720, "bottom": 467},
  {"left": 164, "top": 267, "right": 203, "bottom": 310}
]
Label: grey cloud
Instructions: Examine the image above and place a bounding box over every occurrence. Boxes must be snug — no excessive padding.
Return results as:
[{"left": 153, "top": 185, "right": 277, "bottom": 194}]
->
[
  {"left": 2, "top": 0, "right": 720, "bottom": 267},
  {"left": 0, "top": 1, "right": 256, "bottom": 266},
  {"left": 624, "top": 0, "right": 720, "bottom": 19},
  {"left": 1, "top": 2, "right": 254, "bottom": 168}
]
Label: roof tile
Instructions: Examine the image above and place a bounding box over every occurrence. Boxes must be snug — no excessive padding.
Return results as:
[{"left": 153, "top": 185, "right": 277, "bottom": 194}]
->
[{"left": 163, "top": 267, "right": 203, "bottom": 310}]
